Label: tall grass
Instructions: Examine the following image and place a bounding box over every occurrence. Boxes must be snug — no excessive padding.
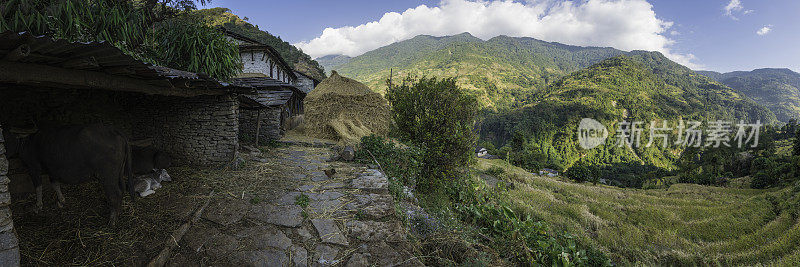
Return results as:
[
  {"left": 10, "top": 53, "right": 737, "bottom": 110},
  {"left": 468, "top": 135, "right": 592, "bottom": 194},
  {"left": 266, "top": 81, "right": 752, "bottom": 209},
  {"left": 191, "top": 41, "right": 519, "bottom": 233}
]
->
[{"left": 478, "top": 158, "right": 800, "bottom": 266}]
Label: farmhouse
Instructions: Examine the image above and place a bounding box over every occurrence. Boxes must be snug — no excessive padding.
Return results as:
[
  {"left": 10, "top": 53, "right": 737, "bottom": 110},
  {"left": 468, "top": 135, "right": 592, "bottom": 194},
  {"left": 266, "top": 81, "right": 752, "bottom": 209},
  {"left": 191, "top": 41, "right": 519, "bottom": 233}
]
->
[
  {"left": 222, "top": 30, "right": 309, "bottom": 143},
  {"left": 0, "top": 31, "right": 252, "bottom": 265}
]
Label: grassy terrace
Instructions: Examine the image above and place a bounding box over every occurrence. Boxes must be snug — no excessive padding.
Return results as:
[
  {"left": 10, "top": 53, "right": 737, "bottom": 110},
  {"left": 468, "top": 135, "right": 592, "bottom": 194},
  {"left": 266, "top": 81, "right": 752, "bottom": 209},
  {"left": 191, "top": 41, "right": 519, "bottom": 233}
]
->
[{"left": 477, "top": 159, "right": 800, "bottom": 266}]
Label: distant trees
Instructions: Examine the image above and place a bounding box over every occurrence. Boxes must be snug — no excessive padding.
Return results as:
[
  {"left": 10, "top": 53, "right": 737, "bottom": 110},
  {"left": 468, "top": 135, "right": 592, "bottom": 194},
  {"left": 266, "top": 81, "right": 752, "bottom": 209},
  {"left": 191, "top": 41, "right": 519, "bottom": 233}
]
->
[{"left": 386, "top": 76, "right": 478, "bottom": 193}]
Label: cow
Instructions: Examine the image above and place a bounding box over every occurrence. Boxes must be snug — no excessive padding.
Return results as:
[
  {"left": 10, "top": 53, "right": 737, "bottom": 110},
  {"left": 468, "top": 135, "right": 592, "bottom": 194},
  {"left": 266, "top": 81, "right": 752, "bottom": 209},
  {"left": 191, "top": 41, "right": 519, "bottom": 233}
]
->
[
  {"left": 132, "top": 146, "right": 172, "bottom": 176},
  {"left": 2, "top": 123, "right": 134, "bottom": 225}
]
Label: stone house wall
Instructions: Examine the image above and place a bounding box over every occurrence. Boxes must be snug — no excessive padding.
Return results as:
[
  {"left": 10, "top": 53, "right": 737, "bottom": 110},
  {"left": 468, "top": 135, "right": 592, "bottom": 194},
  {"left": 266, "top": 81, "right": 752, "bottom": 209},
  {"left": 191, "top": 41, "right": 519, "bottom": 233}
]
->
[
  {"left": 0, "top": 124, "right": 20, "bottom": 266},
  {"left": 293, "top": 72, "right": 315, "bottom": 94},
  {"left": 128, "top": 94, "right": 239, "bottom": 166},
  {"left": 238, "top": 106, "right": 282, "bottom": 144},
  {"left": 0, "top": 87, "right": 239, "bottom": 167}
]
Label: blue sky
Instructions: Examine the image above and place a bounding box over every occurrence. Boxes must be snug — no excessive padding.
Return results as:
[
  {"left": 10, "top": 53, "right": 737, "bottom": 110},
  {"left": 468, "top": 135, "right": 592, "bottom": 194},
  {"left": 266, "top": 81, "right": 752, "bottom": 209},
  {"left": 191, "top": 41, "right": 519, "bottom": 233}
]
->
[{"left": 206, "top": 0, "right": 799, "bottom": 72}]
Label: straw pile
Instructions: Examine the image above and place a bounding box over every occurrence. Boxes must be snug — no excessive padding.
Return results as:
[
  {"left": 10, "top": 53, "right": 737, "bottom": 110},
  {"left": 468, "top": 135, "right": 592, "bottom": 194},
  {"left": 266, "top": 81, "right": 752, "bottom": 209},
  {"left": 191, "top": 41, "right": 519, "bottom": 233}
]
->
[{"left": 305, "top": 71, "right": 391, "bottom": 143}]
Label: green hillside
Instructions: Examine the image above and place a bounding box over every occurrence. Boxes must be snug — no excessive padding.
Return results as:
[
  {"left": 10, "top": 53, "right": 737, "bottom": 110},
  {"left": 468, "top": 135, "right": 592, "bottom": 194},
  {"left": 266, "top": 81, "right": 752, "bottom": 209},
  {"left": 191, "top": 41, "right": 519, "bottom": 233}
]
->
[
  {"left": 481, "top": 52, "right": 777, "bottom": 186},
  {"left": 330, "top": 33, "right": 627, "bottom": 110},
  {"left": 190, "top": 8, "right": 326, "bottom": 80},
  {"left": 700, "top": 68, "right": 800, "bottom": 122},
  {"left": 316, "top": 54, "right": 352, "bottom": 75},
  {"left": 478, "top": 158, "right": 800, "bottom": 266}
]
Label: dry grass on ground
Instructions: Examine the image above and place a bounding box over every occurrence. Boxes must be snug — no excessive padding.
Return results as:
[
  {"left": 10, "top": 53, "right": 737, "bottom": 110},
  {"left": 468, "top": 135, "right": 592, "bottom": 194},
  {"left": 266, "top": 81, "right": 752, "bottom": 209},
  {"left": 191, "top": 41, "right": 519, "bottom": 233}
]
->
[
  {"left": 477, "top": 158, "right": 800, "bottom": 266},
  {"left": 12, "top": 150, "right": 296, "bottom": 266}
]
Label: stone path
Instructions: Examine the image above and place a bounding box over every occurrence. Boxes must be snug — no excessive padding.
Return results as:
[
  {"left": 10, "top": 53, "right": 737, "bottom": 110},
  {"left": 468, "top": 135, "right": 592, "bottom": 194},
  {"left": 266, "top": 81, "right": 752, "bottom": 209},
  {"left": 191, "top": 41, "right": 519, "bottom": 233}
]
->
[{"left": 170, "top": 143, "right": 422, "bottom": 266}]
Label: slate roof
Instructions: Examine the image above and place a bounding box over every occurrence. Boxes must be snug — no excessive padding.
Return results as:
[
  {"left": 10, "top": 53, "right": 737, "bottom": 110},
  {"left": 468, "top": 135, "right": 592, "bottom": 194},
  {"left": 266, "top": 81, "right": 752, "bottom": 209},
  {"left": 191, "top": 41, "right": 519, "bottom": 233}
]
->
[{"left": 0, "top": 31, "right": 252, "bottom": 95}]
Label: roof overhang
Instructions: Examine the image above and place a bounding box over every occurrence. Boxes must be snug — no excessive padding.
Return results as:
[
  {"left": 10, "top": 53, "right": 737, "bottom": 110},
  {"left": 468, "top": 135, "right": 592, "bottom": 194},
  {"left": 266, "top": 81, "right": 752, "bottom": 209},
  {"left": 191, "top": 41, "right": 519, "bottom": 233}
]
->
[{"left": 0, "top": 31, "right": 253, "bottom": 97}]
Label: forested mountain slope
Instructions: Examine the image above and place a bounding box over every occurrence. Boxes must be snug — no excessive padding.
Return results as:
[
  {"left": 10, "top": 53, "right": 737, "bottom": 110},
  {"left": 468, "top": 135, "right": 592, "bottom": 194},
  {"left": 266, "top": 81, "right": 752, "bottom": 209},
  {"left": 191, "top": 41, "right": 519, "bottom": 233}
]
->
[
  {"left": 329, "top": 33, "right": 627, "bottom": 109},
  {"left": 699, "top": 68, "right": 800, "bottom": 122},
  {"left": 481, "top": 52, "right": 777, "bottom": 186}
]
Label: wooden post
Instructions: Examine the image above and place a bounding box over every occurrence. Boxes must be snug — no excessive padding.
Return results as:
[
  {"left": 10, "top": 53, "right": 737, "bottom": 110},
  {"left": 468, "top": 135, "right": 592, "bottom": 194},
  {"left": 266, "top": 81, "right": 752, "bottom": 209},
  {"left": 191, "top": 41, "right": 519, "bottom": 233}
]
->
[{"left": 254, "top": 109, "right": 262, "bottom": 146}]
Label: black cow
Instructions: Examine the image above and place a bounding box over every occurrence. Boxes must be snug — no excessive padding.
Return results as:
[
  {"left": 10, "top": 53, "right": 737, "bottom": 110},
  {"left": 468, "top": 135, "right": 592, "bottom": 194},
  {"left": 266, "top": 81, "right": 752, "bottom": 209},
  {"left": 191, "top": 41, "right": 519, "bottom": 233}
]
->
[
  {"left": 132, "top": 146, "right": 172, "bottom": 175},
  {"left": 2, "top": 124, "right": 134, "bottom": 225}
]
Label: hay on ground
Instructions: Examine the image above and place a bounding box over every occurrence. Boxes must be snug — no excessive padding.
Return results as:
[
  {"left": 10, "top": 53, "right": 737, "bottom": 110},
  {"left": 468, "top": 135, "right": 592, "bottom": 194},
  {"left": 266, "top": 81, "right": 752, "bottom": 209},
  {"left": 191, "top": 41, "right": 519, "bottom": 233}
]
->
[{"left": 305, "top": 71, "right": 391, "bottom": 143}]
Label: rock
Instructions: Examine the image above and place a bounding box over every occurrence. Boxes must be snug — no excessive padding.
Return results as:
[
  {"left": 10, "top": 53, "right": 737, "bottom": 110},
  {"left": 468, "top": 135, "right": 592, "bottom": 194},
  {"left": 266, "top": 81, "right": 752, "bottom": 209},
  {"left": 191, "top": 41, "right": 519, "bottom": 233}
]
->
[
  {"left": 345, "top": 253, "right": 369, "bottom": 267},
  {"left": 340, "top": 146, "right": 355, "bottom": 161},
  {"left": 310, "top": 171, "right": 329, "bottom": 182},
  {"left": 308, "top": 191, "right": 344, "bottom": 201},
  {"left": 311, "top": 219, "right": 349, "bottom": 246},
  {"left": 320, "top": 182, "right": 345, "bottom": 190},
  {"left": 347, "top": 194, "right": 394, "bottom": 219},
  {"left": 309, "top": 199, "right": 342, "bottom": 214},
  {"left": 238, "top": 249, "right": 289, "bottom": 267},
  {"left": 247, "top": 204, "right": 304, "bottom": 227},
  {"left": 313, "top": 244, "right": 340, "bottom": 266},
  {"left": 350, "top": 171, "right": 388, "bottom": 191},
  {"left": 297, "top": 226, "right": 313, "bottom": 240},
  {"left": 276, "top": 191, "right": 302, "bottom": 205},
  {"left": 297, "top": 185, "right": 315, "bottom": 192},
  {"left": 258, "top": 229, "right": 293, "bottom": 250},
  {"left": 290, "top": 245, "right": 308, "bottom": 267},
  {"left": 0, "top": 230, "right": 17, "bottom": 251},
  {"left": 346, "top": 221, "right": 403, "bottom": 242},
  {"left": 202, "top": 199, "right": 249, "bottom": 226}
]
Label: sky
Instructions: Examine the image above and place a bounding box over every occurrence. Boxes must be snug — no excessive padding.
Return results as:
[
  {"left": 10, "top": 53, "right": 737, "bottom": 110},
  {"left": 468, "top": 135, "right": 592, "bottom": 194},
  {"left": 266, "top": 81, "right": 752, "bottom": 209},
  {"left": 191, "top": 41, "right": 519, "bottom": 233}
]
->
[{"left": 206, "top": 0, "right": 800, "bottom": 72}]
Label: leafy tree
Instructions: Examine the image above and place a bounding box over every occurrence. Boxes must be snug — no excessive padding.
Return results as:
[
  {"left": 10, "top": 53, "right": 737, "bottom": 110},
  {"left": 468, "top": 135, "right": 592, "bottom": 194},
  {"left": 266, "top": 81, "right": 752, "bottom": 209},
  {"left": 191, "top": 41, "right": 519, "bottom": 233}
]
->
[{"left": 386, "top": 76, "right": 479, "bottom": 193}]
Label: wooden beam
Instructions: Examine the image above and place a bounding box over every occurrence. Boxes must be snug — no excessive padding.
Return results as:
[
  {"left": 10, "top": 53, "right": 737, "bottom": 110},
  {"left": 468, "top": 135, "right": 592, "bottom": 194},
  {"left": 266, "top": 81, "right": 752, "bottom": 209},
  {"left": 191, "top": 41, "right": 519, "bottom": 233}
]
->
[
  {"left": 3, "top": 45, "right": 30, "bottom": 62},
  {"left": 254, "top": 109, "right": 262, "bottom": 146},
  {"left": 0, "top": 60, "right": 226, "bottom": 97}
]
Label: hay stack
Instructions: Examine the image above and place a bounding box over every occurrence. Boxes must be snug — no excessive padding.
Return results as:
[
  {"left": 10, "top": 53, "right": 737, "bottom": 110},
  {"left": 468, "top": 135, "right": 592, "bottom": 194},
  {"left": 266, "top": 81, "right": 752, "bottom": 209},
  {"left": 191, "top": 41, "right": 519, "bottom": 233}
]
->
[{"left": 305, "top": 71, "right": 391, "bottom": 142}]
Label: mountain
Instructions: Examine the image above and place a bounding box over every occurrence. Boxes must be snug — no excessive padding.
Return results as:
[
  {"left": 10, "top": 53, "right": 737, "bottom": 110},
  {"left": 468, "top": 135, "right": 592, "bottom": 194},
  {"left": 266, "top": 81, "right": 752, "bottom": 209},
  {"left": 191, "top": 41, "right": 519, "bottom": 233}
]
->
[
  {"left": 699, "top": 68, "right": 800, "bottom": 122},
  {"left": 190, "top": 8, "right": 326, "bottom": 80},
  {"left": 481, "top": 52, "right": 777, "bottom": 186},
  {"left": 316, "top": 55, "right": 352, "bottom": 75},
  {"left": 331, "top": 33, "right": 628, "bottom": 109}
]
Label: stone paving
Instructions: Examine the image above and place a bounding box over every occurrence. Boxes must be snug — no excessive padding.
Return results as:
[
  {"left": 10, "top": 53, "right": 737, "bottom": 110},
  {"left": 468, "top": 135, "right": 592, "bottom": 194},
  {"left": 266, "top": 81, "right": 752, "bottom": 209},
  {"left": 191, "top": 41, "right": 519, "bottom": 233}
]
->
[{"left": 171, "top": 143, "right": 422, "bottom": 266}]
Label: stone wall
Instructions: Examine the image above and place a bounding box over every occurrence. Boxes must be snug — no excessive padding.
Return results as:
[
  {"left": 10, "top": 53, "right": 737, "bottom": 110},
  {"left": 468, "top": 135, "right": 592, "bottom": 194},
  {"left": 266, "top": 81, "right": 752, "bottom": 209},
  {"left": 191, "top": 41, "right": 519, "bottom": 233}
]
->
[
  {"left": 129, "top": 94, "right": 239, "bottom": 166},
  {"left": 0, "top": 86, "right": 239, "bottom": 167},
  {"left": 0, "top": 124, "right": 20, "bottom": 266},
  {"left": 294, "top": 73, "right": 315, "bottom": 94},
  {"left": 239, "top": 106, "right": 282, "bottom": 145}
]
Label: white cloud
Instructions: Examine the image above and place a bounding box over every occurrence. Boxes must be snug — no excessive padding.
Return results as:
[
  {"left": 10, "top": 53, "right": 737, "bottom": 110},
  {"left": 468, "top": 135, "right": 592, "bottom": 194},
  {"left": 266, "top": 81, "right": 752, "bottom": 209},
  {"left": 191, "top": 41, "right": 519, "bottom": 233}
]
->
[
  {"left": 670, "top": 30, "right": 680, "bottom": 36},
  {"left": 295, "top": 0, "right": 702, "bottom": 69},
  {"left": 757, "top": 25, "right": 772, "bottom": 35},
  {"left": 724, "top": 0, "right": 753, "bottom": 20}
]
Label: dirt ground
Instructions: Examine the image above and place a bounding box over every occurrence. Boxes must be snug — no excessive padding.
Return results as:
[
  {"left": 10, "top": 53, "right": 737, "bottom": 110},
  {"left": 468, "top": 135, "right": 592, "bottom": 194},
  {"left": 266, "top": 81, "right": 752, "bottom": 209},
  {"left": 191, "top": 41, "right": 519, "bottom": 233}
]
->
[{"left": 11, "top": 136, "right": 420, "bottom": 266}]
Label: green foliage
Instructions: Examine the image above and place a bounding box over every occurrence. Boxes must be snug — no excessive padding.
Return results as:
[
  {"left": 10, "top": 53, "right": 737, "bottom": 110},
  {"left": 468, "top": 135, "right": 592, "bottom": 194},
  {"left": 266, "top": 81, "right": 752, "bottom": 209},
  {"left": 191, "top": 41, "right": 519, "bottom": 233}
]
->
[
  {"left": 356, "top": 134, "right": 423, "bottom": 188},
  {"left": 482, "top": 52, "right": 777, "bottom": 187},
  {"left": 565, "top": 164, "right": 595, "bottom": 183},
  {"left": 454, "top": 178, "right": 611, "bottom": 266},
  {"left": 187, "top": 7, "right": 326, "bottom": 80},
  {"left": 702, "top": 68, "right": 800, "bottom": 122},
  {"left": 148, "top": 17, "right": 241, "bottom": 79},
  {"left": 331, "top": 33, "right": 627, "bottom": 110},
  {"left": 0, "top": 0, "right": 241, "bottom": 80},
  {"left": 386, "top": 76, "right": 479, "bottom": 193},
  {"left": 294, "top": 193, "right": 309, "bottom": 208}
]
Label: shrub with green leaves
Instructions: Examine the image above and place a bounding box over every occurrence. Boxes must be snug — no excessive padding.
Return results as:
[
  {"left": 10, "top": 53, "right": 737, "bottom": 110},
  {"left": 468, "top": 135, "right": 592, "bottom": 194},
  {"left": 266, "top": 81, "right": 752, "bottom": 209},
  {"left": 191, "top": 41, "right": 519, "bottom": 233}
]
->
[{"left": 386, "top": 76, "right": 479, "bottom": 193}]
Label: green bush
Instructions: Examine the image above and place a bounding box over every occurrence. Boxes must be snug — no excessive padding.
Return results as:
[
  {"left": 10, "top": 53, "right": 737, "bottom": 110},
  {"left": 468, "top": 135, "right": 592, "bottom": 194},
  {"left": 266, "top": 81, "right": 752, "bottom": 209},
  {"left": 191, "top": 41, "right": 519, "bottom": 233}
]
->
[
  {"left": 356, "top": 135, "right": 423, "bottom": 188},
  {"left": 566, "top": 164, "right": 595, "bottom": 183},
  {"left": 386, "top": 76, "right": 479, "bottom": 193},
  {"left": 751, "top": 171, "right": 778, "bottom": 189}
]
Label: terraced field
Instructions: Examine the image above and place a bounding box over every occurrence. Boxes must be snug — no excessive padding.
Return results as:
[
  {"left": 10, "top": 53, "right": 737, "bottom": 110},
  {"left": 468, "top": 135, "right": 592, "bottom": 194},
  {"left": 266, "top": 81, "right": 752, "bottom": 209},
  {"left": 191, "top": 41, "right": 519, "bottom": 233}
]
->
[{"left": 478, "top": 159, "right": 800, "bottom": 266}]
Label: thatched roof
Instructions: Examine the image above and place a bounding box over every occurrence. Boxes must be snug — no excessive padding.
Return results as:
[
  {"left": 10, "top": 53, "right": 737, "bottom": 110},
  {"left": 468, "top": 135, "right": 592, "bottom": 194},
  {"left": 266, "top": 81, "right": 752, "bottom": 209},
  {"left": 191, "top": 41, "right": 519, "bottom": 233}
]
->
[{"left": 307, "top": 71, "right": 375, "bottom": 99}]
